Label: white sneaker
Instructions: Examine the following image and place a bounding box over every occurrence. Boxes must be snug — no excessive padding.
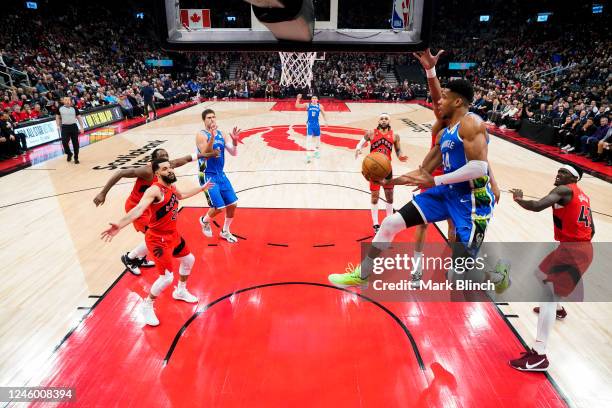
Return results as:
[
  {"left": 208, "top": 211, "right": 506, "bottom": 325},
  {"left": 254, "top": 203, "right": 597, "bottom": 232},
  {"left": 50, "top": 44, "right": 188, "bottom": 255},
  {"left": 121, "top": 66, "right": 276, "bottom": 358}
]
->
[
  {"left": 409, "top": 270, "right": 423, "bottom": 289},
  {"left": 199, "top": 216, "right": 212, "bottom": 237},
  {"left": 561, "top": 144, "right": 571, "bottom": 150},
  {"left": 220, "top": 230, "right": 238, "bottom": 243},
  {"left": 142, "top": 300, "right": 159, "bottom": 326},
  {"left": 172, "top": 287, "right": 198, "bottom": 303}
]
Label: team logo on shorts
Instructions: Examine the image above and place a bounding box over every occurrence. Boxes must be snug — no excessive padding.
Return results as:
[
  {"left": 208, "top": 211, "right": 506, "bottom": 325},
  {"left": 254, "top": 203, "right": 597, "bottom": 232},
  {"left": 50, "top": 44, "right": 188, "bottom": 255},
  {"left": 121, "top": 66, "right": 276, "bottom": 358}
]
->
[{"left": 153, "top": 247, "right": 164, "bottom": 258}]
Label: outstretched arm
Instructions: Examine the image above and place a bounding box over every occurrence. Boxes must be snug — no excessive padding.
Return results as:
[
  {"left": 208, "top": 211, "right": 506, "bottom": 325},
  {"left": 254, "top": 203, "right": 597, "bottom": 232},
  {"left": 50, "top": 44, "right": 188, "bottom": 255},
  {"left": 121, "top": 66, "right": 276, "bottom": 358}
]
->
[
  {"left": 176, "top": 179, "right": 215, "bottom": 200},
  {"left": 100, "top": 185, "right": 160, "bottom": 241},
  {"left": 510, "top": 185, "right": 572, "bottom": 212},
  {"left": 93, "top": 165, "right": 153, "bottom": 206},
  {"left": 224, "top": 126, "right": 241, "bottom": 156}
]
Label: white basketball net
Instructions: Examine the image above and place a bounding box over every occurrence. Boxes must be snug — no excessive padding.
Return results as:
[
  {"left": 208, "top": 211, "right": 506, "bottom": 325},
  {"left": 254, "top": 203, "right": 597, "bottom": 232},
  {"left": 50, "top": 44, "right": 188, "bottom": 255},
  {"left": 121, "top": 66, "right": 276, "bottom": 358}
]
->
[{"left": 279, "top": 52, "right": 317, "bottom": 89}]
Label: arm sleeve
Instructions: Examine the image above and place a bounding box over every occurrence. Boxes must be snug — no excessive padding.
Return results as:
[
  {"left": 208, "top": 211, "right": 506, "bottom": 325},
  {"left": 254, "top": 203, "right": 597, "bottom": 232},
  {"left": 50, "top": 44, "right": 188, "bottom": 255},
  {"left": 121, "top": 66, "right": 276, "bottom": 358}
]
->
[
  {"left": 434, "top": 160, "right": 488, "bottom": 186},
  {"left": 356, "top": 137, "right": 367, "bottom": 150}
]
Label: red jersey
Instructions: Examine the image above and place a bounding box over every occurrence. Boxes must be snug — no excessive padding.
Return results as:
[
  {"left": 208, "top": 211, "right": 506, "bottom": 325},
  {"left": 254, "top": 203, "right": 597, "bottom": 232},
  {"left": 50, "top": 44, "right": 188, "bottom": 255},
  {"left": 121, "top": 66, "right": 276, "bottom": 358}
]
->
[
  {"left": 128, "top": 175, "right": 157, "bottom": 204},
  {"left": 369, "top": 128, "right": 394, "bottom": 160},
  {"left": 553, "top": 183, "right": 593, "bottom": 242},
  {"left": 148, "top": 182, "right": 179, "bottom": 234}
]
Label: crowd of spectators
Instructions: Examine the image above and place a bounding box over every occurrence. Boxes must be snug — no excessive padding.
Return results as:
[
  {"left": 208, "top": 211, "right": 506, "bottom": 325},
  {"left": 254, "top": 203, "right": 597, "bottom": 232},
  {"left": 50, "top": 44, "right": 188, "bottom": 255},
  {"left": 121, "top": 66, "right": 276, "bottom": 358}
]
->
[{"left": 1, "top": 0, "right": 610, "bottom": 165}]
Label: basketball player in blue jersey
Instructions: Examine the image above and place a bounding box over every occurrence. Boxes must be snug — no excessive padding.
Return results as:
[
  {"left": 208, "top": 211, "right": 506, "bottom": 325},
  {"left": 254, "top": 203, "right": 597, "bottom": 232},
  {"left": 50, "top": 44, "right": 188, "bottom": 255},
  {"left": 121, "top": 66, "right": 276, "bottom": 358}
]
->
[
  {"left": 296, "top": 94, "right": 328, "bottom": 163},
  {"left": 196, "top": 108, "right": 241, "bottom": 243},
  {"left": 329, "top": 79, "right": 496, "bottom": 287}
]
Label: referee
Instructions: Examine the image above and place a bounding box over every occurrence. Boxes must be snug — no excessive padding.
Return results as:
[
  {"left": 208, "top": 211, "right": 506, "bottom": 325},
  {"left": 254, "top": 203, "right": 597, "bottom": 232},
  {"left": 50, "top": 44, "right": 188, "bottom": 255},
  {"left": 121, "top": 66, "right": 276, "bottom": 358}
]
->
[{"left": 56, "top": 97, "right": 84, "bottom": 164}]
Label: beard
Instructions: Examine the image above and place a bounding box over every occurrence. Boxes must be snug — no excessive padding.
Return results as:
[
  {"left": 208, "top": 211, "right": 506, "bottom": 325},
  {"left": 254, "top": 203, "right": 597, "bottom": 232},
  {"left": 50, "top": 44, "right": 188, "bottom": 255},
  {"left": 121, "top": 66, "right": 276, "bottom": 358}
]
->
[
  {"left": 160, "top": 173, "right": 177, "bottom": 184},
  {"left": 377, "top": 124, "right": 390, "bottom": 130}
]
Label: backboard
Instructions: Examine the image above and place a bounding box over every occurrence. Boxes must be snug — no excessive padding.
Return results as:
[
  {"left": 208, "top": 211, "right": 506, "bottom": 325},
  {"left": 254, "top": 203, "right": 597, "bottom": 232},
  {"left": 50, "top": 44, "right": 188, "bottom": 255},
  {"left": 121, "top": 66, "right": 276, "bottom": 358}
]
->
[{"left": 155, "top": 0, "right": 432, "bottom": 52}]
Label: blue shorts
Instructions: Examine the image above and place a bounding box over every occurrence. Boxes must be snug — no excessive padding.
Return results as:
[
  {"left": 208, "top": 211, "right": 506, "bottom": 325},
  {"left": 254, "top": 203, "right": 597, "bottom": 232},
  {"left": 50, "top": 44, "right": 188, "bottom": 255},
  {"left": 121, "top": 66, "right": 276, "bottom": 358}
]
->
[
  {"left": 199, "top": 172, "right": 238, "bottom": 209},
  {"left": 307, "top": 123, "right": 320, "bottom": 136},
  {"left": 412, "top": 181, "right": 494, "bottom": 251}
]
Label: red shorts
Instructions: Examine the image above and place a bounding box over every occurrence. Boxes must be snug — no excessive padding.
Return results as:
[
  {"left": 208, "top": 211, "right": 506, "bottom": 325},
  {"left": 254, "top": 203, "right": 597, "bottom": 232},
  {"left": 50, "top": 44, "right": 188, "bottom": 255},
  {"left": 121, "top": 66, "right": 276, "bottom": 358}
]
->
[
  {"left": 369, "top": 170, "right": 394, "bottom": 192},
  {"left": 420, "top": 167, "right": 444, "bottom": 193},
  {"left": 125, "top": 198, "right": 152, "bottom": 233},
  {"left": 538, "top": 242, "right": 593, "bottom": 297},
  {"left": 145, "top": 230, "right": 191, "bottom": 275}
]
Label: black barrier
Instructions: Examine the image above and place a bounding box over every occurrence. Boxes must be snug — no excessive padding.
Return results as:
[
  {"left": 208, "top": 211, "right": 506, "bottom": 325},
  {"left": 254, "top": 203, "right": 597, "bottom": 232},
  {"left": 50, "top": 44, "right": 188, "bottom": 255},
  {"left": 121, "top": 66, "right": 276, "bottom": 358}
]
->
[
  {"left": 518, "top": 119, "right": 556, "bottom": 145},
  {"left": 81, "top": 104, "right": 124, "bottom": 131}
]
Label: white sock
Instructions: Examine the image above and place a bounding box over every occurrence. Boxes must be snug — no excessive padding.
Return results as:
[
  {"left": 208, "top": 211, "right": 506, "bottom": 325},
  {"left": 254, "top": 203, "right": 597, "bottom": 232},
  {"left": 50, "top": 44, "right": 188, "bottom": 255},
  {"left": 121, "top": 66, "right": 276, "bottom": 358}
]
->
[
  {"left": 145, "top": 297, "right": 154, "bottom": 304},
  {"left": 178, "top": 280, "right": 186, "bottom": 290},
  {"left": 223, "top": 217, "right": 233, "bottom": 233},
  {"left": 413, "top": 251, "right": 424, "bottom": 275},
  {"left": 371, "top": 204, "right": 379, "bottom": 225},
  {"left": 128, "top": 242, "right": 147, "bottom": 260},
  {"left": 201, "top": 213, "right": 211, "bottom": 223},
  {"left": 556, "top": 304, "right": 563, "bottom": 312},
  {"left": 534, "top": 302, "right": 557, "bottom": 354},
  {"left": 386, "top": 202, "right": 393, "bottom": 217}
]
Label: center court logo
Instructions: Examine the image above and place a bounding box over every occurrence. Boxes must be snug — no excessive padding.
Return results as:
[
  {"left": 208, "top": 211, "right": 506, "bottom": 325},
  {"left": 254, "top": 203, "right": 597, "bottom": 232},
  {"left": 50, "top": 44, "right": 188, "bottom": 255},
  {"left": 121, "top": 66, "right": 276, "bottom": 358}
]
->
[{"left": 237, "top": 125, "right": 366, "bottom": 151}]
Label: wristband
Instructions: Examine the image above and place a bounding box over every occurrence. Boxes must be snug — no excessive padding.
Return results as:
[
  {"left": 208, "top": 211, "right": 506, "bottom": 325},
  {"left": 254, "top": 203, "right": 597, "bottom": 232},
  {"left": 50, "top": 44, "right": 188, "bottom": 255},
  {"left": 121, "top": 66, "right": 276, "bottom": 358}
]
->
[
  {"left": 426, "top": 67, "right": 436, "bottom": 78},
  {"left": 191, "top": 153, "right": 198, "bottom": 161}
]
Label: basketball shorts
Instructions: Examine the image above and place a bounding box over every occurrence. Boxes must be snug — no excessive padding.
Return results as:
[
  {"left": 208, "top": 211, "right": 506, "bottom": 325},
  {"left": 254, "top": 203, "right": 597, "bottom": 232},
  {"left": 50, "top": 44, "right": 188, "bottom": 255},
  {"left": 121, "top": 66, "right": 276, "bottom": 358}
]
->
[
  {"left": 125, "top": 198, "right": 151, "bottom": 233},
  {"left": 145, "top": 230, "right": 190, "bottom": 275},
  {"left": 370, "top": 170, "right": 394, "bottom": 192},
  {"left": 409, "top": 178, "right": 494, "bottom": 252},
  {"left": 538, "top": 241, "right": 593, "bottom": 297},
  {"left": 307, "top": 123, "right": 321, "bottom": 136},
  {"left": 199, "top": 172, "right": 238, "bottom": 209}
]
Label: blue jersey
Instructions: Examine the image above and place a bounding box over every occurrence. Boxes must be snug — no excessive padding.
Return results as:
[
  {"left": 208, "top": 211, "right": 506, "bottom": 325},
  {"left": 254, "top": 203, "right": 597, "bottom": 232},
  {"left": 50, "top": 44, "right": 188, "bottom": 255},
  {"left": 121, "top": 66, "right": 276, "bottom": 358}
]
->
[
  {"left": 306, "top": 103, "right": 320, "bottom": 125},
  {"left": 439, "top": 114, "right": 490, "bottom": 192},
  {"left": 197, "top": 129, "right": 225, "bottom": 175}
]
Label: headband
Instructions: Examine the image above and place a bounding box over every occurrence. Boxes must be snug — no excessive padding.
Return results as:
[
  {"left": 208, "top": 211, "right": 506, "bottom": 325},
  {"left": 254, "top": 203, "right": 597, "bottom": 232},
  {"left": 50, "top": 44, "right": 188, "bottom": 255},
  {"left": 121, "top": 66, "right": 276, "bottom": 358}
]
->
[{"left": 561, "top": 164, "right": 580, "bottom": 179}]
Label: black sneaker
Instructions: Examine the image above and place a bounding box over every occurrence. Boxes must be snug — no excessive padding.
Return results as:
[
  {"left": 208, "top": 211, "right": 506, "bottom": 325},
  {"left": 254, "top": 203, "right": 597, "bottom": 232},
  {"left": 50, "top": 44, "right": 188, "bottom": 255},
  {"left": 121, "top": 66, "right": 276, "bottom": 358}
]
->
[
  {"left": 373, "top": 224, "right": 380, "bottom": 233},
  {"left": 67, "top": 154, "right": 73, "bottom": 162},
  {"left": 138, "top": 257, "right": 155, "bottom": 268},
  {"left": 74, "top": 159, "right": 80, "bottom": 164},
  {"left": 121, "top": 253, "right": 141, "bottom": 275}
]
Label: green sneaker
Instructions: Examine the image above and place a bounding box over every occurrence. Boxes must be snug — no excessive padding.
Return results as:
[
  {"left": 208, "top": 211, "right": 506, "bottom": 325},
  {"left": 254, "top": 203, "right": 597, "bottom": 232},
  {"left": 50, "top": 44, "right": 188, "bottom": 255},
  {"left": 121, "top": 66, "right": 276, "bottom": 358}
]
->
[
  {"left": 494, "top": 260, "right": 511, "bottom": 294},
  {"left": 328, "top": 263, "right": 368, "bottom": 288},
  {"left": 314, "top": 150, "right": 320, "bottom": 159}
]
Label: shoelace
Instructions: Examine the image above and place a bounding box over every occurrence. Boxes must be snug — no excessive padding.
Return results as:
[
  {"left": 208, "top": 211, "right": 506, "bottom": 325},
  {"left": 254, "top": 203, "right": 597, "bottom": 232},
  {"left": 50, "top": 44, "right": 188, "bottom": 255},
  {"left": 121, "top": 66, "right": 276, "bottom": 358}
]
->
[{"left": 344, "top": 263, "right": 360, "bottom": 277}]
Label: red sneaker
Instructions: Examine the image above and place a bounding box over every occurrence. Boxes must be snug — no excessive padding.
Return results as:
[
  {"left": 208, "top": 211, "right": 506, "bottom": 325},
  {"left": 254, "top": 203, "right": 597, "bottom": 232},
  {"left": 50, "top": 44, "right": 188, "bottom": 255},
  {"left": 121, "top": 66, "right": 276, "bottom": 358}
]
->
[
  {"left": 533, "top": 306, "right": 567, "bottom": 320},
  {"left": 509, "top": 348, "right": 549, "bottom": 372}
]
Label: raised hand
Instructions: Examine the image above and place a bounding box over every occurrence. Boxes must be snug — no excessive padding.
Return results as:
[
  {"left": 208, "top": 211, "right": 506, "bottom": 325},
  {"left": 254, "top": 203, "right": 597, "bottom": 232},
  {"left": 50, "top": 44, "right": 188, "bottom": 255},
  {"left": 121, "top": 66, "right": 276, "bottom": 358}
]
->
[
  {"left": 412, "top": 48, "right": 445, "bottom": 69},
  {"left": 398, "top": 154, "right": 408, "bottom": 162},
  {"left": 230, "top": 126, "right": 241, "bottom": 144}
]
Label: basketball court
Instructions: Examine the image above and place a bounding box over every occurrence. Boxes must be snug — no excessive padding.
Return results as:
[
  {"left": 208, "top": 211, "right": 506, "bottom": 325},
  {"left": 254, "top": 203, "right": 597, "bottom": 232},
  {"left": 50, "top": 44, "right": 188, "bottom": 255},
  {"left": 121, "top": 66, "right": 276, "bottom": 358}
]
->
[
  {"left": 1, "top": 100, "right": 611, "bottom": 407},
  {"left": 1, "top": 0, "right": 611, "bottom": 407}
]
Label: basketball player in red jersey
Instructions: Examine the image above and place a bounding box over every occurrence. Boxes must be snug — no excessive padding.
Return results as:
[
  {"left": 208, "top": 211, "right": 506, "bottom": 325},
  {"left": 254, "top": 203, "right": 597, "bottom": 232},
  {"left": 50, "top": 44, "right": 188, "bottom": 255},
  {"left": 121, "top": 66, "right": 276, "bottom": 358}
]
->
[
  {"left": 101, "top": 158, "right": 214, "bottom": 326},
  {"left": 355, "top": 113, "right": 408, "bottom": 232},
  {"left": 94, "top": 148, "right": 217, "bottom": 275},
  {"left": 509, "top": 164, "right": 594, "bottom": 371}
]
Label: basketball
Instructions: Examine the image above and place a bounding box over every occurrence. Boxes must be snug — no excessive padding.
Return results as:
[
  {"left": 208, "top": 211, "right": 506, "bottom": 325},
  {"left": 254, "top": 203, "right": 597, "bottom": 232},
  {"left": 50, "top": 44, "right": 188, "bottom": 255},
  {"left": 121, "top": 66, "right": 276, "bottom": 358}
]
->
[{"left": 362, "top": 152, "right": 391, "bottom": 181}]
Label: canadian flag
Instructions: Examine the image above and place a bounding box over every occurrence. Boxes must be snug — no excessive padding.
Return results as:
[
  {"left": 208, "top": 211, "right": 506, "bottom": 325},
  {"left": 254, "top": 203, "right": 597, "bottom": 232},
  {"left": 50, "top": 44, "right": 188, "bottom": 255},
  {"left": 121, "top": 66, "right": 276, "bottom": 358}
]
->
[{"left": 180, "top": 9, "right": 211, "bottom": 29}]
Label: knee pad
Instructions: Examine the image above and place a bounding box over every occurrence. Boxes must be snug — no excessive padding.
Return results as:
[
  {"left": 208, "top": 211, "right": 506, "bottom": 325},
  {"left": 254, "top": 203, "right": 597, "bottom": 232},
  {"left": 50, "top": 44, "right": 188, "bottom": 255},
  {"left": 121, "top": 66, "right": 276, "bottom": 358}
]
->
[
  {"left": 151, "top": 271, "right": 173, "bottom": 296},
  {"left": 372, "top": 213, "right": 406, "bottom": 248},
  {"left": 179, "top": 253, "right": 195, "bottom": 276}
]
